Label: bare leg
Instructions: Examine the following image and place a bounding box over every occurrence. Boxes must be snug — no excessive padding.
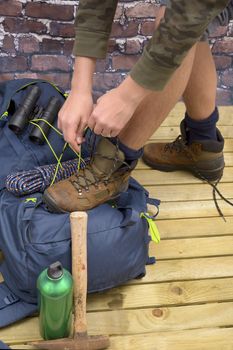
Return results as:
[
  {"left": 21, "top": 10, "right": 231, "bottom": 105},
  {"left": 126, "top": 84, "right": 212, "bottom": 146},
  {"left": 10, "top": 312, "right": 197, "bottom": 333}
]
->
[
  {"left": 119, "top": 45, "right": 196, "bottom": 149},
  {"left": 119, "top": 5, "right": 196, "bottom": 150},
  {"left": 182, "top": 41, "right": 217, "bottom": 120},
  {"left": 119, "top": 5, "right": 217, "bottom": 150}
]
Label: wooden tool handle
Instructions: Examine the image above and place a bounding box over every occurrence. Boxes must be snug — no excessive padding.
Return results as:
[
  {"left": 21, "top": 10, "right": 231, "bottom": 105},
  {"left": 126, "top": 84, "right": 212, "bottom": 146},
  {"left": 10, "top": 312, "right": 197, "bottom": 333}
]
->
[{"left": 70, "top": 211, "right": 88, "bottom": 335}]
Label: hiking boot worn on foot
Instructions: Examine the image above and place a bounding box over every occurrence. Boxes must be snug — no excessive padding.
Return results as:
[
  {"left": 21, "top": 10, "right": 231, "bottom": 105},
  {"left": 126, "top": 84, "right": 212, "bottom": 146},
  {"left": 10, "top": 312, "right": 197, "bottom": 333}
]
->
[
  {"left": 142, "top": 121, "right": 225, "bottom": 181},
  {"left": 43, "top": 138, "right": 136, "bottom": 213}
]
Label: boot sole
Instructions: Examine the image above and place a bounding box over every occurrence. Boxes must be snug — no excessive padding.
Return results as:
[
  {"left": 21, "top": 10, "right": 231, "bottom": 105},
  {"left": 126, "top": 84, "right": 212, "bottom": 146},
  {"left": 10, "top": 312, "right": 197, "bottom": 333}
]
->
[
  {"left": 43, "top": 181, "right": 129, "bottom": 214},
  {"left": 143, "top": 157, "right": 225, "bottom": 182}
]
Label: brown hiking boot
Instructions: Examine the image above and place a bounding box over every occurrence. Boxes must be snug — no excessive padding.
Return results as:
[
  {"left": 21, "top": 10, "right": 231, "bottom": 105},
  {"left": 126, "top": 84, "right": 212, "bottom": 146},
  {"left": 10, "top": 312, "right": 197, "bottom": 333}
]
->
[
  {"left": 143, "top": 121, "right": 225, "bottom": 181},
  {"left": 43, "top": 138, "right": 136, "bottom": 213}
]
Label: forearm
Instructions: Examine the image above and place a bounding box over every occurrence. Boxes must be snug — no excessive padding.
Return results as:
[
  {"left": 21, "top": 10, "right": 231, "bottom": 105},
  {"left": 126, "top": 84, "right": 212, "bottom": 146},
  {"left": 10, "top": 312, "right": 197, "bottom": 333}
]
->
[
  {"left": 130, "top": 0, "right": 229, "bottom": 91},
  {"left": 117, "top": 76, "right": 150, "bottom": 106},
  {"left": 71, "top": 57, "right": 96, "bottom": 94}
]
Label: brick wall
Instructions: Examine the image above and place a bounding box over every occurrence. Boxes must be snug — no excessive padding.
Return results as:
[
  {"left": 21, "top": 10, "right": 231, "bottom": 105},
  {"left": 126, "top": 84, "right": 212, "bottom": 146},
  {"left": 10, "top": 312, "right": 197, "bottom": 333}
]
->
[{"left": 0, "top": 0, "right": 232, "bottom": 105}]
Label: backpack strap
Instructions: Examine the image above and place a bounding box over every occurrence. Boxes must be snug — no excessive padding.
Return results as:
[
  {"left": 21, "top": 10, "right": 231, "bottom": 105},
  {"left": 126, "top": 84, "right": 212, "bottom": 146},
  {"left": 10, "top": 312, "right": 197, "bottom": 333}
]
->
[
  {"left": 0, "top": 281, "right": 37, "bottom": 328},
  {"left": 0, "top": 282, "right": 20, "bottom": 310},
  {"left": 119, "top": 207, "right": 140, "bottom": 227},
  {"left": 146, "top": 197, "right": 160, "bottom": 219},
  {"left": 147, "top": 197, "right": 160, "bottom": 207},
  {"left": 22, "top": 195, "right": 43, "bottom": 221},
  {"left": 147, "top": 256, "right": 156, "bottom": 265}
]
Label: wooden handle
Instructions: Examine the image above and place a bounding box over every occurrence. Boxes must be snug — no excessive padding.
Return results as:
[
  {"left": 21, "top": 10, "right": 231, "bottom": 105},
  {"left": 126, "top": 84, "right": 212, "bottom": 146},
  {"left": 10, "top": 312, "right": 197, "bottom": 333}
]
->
[{"left": 70, "top": 211, "right": 88, "bottom": 335}]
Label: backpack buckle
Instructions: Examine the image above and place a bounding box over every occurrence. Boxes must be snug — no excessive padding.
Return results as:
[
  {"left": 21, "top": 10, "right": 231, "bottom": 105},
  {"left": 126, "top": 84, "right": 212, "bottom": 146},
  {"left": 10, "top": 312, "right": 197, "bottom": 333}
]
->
[{"left": 4, "top": 293, "right": 19, "bottom": 306}]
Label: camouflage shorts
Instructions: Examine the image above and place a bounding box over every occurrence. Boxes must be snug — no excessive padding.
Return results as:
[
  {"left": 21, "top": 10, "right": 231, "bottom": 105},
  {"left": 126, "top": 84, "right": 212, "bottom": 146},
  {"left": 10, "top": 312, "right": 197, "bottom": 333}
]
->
[{"left": 160, "top": 0, "right": 232, "bottom": 41}]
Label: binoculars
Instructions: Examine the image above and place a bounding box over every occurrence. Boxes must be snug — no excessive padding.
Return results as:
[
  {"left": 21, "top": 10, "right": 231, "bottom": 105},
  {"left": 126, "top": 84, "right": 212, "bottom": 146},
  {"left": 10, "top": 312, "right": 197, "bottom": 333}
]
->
[{"left": 8, "top": 86, "right": 62, "bottom": 145}]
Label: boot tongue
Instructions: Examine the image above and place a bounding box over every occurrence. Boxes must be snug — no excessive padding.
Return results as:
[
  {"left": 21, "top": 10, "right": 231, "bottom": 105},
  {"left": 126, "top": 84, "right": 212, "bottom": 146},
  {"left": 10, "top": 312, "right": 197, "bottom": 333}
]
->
[{"left": 91, "top": 138, "right": 125, "bottom": 176}]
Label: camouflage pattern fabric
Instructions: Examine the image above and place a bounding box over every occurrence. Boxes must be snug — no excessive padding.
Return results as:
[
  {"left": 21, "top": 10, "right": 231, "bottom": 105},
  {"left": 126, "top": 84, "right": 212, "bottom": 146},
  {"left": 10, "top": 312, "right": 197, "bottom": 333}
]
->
[
  {"left": 73, "top": 0, "right": 118, "bottom": 59},
  {"left": 162, "top": 0, "right": 232, "bottom": 40},
  {"left": 73, "top": 0, "right": 230, "bottom": 91}
]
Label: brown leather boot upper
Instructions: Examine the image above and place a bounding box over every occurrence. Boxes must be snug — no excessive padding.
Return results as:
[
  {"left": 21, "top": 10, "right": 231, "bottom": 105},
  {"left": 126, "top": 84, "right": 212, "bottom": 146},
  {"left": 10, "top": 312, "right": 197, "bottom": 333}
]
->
[
  {"left": 143, "top": 122, "right": 225, "bottom": 181},
  {"left": 43, "top": 138, "right": 135, "bottom": 213}
]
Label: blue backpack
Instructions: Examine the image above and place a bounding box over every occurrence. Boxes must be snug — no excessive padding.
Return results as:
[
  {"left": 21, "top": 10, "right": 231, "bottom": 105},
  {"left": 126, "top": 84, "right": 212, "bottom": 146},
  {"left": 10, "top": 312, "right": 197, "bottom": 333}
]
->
[{"left": 0, "top": 79, "right": 160, "bottom": 328}]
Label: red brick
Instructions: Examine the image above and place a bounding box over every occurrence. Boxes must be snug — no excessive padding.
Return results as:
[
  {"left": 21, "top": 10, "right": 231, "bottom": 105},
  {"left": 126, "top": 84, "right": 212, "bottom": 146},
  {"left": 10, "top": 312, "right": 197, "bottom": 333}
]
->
[
  {"left": 18, "top": 36, "right": 40, "bottom": 53},
  {"left": 96, "top": 57, "right": 111, "bottom": 73},
  {"left": 36, "top": 73, "right": 71, "bottom": 91},
  {"left": 63, "top": 40, "right": 75, "bottom": 55},
  {"left": 213, "top": 56, "right": 232, "bottom": 70},
  {"left": 3, "top": 18, "right": 47, "bottom": 34},
  {"left": 50, "top": 22, "right": 75, "bottom": 38},
  {"left": 1, "top": 74, "right": 15, "bottom": 81},
  {"left": 126, "top": 3, "right": 158, "bottom": 18},
  {"left": 112, "top": 55, "right": 140, "bottom": 70},
  {"left": 114, "top": 5, "right": 124, "bottom": 20},
  {"left": 25, "top": 3, "right": 74, "bottom": 21},
  {"left": 41, "top": 39, "right": 63, "bottom": 54},
  {"left": 108, "top": 39, "right": 120, "bottom": 53},
  {"left": 111, "top": 21, "right": 139, "bottom": 38},
  {"left": 209, "top": 26, "right": 228, "bottom": 38},
  {"left": 221, "top": 70, "right": 233, "bottom": 87},
  {"left": 31, "top": 55, "right": 70, "bottom": 72},
  {"left": 216, "top": 88, "right": 232, "bottom": 105},
  {"left": 0, "top": 1, "right": 22, "bottom": 16},
  {"left": 228, "top": 24, "right": 233, "bottom": 37},
  {"left": 125, "top": 39, "right": 142, "bottom": 54},
  {"left": 212, "top": 39, "right": 233, "bottom": 54},
  {"left": 93, "top": 73, "right": 124, "bottom": 91},
  {"left": 2, "top": 35, "right": 15, "bottom": 54},
  {"left": 15, "top": 73, "right": 38, "bottom": 80},
  {"left": 141, "top": 21, "right": 155, "bottom": 36},
  {"left": 0, "top": 56, "right": 27, "bottom": 72}
]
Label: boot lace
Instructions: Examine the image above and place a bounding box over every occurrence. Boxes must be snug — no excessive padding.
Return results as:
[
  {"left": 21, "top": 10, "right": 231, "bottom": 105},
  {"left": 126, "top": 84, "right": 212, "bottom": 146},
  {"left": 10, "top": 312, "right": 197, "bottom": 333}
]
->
[
  {"left": 70, "top": 134, "right": 130, "bottom": 193},
  {"left": 172, "top": 135, "right": 233, "bottom": 221},
  {"left": 164, "top": 135, "right": 186, "bottom": 153}
]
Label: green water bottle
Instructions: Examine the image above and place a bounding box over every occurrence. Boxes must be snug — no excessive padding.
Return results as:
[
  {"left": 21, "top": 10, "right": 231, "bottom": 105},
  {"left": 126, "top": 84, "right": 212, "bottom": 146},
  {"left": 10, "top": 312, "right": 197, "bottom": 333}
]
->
[{"left": 37, "top": 261, "right": 73, "bottom": 340}]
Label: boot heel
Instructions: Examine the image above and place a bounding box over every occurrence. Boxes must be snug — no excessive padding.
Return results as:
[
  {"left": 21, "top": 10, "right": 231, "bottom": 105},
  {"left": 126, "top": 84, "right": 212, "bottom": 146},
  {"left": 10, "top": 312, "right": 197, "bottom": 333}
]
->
[
  {"left": 195, "top": 157, "right": 225, "bottom": 181},
  {"left": 194, "top": 166, "right": 224, "bottom": 181}
]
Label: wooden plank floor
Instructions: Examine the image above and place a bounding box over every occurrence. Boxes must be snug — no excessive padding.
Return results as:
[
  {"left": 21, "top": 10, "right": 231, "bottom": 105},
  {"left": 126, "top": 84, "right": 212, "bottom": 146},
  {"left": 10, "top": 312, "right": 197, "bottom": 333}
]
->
[{"left": 0, "top": 104, "right": 233, "bottom": 349}]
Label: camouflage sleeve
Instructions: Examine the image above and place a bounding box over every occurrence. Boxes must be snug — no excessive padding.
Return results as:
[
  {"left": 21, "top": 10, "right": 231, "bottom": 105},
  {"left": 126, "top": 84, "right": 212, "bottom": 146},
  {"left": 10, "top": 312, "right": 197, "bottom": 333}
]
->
[
  {"left": 130, "top": 0, "right": 230, "bottom": 90},
  {"left": 73, "top": 0, "right": 118, "bottom": 58}
]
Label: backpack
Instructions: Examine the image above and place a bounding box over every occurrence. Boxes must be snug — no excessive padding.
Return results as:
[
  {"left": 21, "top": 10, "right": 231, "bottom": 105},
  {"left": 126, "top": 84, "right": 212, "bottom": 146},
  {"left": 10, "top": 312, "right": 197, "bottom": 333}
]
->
[{"left": 0, "top": 79, "right": 160, "bottom": 328}]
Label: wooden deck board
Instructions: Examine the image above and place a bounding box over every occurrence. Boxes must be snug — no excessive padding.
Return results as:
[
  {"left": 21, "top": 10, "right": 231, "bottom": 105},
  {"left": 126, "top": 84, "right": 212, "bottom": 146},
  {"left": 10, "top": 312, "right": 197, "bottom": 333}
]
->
[
  {"left": 137, "top": 152, "right": 233, "bottom": 169},
  {"left": 133, "top": 166, "right": 233, "bottom": 185},
  {"left": 1, "top": 104, "right": 233, "bottom": 349},
  {"left": 9, "top": 328, "right": 233, "bottom": 350}
]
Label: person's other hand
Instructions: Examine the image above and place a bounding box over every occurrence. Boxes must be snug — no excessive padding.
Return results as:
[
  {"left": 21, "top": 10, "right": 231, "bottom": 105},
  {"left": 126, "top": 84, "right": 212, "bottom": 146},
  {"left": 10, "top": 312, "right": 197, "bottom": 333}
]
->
[
  {"left": 58, "top": 91, "right": 93, "bottom": 152},
  {"left": 88, "top": 88, "right": 137, "bottom": 138},
  {"left": 88, "top": 76, "right": 149, "bottom": 138}
]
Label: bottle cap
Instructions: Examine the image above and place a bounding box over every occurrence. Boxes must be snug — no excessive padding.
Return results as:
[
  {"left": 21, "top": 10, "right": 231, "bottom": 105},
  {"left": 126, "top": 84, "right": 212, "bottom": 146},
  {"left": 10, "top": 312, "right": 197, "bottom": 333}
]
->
[{"left": 47, "top": 261, "right": 63, "bottom": 279}]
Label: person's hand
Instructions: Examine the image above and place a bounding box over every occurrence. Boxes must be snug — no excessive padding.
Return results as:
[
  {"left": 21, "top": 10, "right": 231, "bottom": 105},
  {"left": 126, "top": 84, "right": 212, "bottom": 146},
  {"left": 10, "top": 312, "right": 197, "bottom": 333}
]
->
[
  {"left": 88, "top": 88, "right": 137, "bottom": 138},
  {"left": 88, "top": 76, "right": 150, "bottom": 137},
  {"left": 58, "top": 91, "right": 93, "bottom": 152}
]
